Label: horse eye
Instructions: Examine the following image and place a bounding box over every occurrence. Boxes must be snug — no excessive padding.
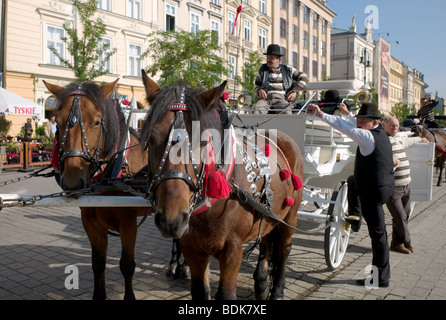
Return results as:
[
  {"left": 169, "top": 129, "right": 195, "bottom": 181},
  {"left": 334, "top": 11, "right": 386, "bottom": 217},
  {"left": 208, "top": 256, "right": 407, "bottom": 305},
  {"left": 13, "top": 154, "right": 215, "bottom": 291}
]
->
[{"left": 93, "top": 120, "right": 101, "bottom": 127}]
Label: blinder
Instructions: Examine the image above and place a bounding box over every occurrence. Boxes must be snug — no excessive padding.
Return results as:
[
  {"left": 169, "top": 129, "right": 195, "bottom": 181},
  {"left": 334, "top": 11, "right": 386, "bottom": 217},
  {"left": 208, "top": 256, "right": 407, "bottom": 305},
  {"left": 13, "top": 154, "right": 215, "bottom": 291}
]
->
[{"left": 147, "top": 87, "right": 207, "bottom": 210}]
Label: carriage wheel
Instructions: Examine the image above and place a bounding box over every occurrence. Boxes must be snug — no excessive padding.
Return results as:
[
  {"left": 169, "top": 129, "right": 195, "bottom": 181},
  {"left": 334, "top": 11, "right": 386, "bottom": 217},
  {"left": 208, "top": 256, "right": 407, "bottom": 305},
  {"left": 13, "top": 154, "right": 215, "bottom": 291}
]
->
[{"left": 324, "top": 180, "right": 350, "bottom": 270}]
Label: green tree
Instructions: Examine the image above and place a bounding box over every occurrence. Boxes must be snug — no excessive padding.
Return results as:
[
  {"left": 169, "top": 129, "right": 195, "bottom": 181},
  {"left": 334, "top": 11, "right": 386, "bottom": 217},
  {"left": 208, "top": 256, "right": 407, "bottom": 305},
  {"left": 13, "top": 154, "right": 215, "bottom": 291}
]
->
[
  {"left": 48, "top": 0, "right": 116, "bottom": 82},
  {"left": 389, "top": 102, "right": 417, "bottom": 123},
  {"left": 237, "top": 51, "right": 262, "bottom": 103},
  {"left": 142, "top": 29, "right": 227, "bottom": 89}
]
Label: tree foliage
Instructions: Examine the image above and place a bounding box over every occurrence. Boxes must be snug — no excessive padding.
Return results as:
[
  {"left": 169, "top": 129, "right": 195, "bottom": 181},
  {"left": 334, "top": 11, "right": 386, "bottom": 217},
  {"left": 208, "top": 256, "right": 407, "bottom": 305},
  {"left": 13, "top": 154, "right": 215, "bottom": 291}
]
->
[
  {"left": 389, "top": 102, "right": 417, "bottom": 124},
  {"left": 48, "top": 0, "right": 116, "bottom": 82},
  {"left": 237, "top": 51, "right": 263, "bottom": 103},
  {"left": 142, "top": 29, "right": 227, "bottom": 89}
]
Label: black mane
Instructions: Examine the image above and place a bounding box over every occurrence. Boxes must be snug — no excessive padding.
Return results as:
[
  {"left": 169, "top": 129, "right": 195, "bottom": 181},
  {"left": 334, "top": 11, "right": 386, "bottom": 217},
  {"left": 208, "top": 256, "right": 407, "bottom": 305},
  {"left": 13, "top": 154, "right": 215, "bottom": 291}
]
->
[
  {"left": 54, "top": 82, "right": 118, "bottom": 159},
  {"left": 140, "top": 85, "right": 222, "bottom": 149}
]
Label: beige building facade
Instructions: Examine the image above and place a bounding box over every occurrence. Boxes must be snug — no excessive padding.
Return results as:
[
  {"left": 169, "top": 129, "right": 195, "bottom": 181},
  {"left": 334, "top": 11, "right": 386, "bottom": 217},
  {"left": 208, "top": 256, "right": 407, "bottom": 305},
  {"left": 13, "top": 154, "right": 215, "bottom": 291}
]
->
[{"left": 1, "top": 0, "right": 334, "bottom": 135}]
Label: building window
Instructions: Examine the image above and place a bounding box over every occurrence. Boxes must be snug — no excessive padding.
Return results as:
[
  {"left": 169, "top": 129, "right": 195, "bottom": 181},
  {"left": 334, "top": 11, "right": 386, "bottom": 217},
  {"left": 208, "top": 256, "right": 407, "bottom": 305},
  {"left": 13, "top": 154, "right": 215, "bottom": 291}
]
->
[
  {"left": 292, "top": 24, "right": 298, "bottom": 43},
  {"left": 302, "top": 56, "right": 308, "bottom": 74},
  {"left": 228, "top": 11, "right": 236, "bottom": 36},
  {"left": 98, "top": 37, "right": 112, "bottom": 73},
  {"left": 228, "top": 55, "right": 236, "bottom": 80},
  {"left": 127, "top": 0, "right": 141, "bottom": 19},
  {"left": 313, "top": 13, "right": 318, "bottom": 29},
  {"left": 292, "top": 0, "right": 298, "bottom": 16},
  {"left": 280, "top": 0, "right": 287, "bottom": 10},
  {"left": 46, "top": 25, "right": 65, "bottom": 66},
  {"left": 210, "top": 20, "right": 221, "bottom": 45},
  {"left": 165, "top": 3, "right": 176, "bottom": 31},
  {"left": 312, "top": 60, "right": 318, "bottom": 77},
  {"left": 259, "top": 0, "right": 266, "bottom": 14},
  {"left": 128, "top": 43, "right": 142, "bottom": 77},
  {"left": 244, "top": 19, "right": 251, "bottom": 42},
  {"left": 303, "top": 30, "right": 308, "bottom": 49},
  {"left": 280, "top": 46, "right": 287, "bottom": 64},
  {"left": 259, "top": 27, "right": 267, "bottom": 49},
  {"left": 303, "top": 6, "right": 309, "bottom": 23},
  {"left": 280, "top": 18, "right": 287, "bottom": 38},
  {"left": 321, "top": 41, "right": 326, "bottom": 56},
  {"left": 97, "top": 0, "right": 111, "bottom": 11},
  {"left": 292, "top": 51, "right": 298, "bottom": 68},
  {"left": 312, "top": 36, "right": 317, "bottom": 53},
  {"left": 190, "top": 12, "right": 200, "bottom": 34},
  {"left": 211, "top": 0, "right": 219, "bottom": 5},
  {"left": 321, "top": 19, "right": 327, "bottom": 34}
]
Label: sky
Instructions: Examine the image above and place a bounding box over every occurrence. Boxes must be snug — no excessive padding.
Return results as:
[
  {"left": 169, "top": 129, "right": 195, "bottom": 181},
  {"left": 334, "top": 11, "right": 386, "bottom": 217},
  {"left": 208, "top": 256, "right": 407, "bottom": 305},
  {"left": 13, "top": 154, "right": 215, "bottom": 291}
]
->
[{"left": 327, "top": 0, "right": 446, "bottom": 98}]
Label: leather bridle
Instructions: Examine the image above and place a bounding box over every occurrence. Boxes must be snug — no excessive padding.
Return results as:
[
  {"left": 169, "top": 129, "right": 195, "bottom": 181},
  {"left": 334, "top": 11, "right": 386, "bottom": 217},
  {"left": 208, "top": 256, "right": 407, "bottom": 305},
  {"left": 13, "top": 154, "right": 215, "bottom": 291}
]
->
[
  {"left": 58, "top": 84, "right": 105, "bottom": 177},
  {"left": 147, "top": 87, "right": 207, "bottom": 211}
]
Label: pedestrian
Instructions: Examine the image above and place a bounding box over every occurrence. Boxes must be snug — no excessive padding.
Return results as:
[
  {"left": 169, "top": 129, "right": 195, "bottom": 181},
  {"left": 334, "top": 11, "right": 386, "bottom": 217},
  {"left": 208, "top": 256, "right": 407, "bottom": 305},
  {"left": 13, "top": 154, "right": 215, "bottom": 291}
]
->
[
  {"left": 307, "top": 102, "right": 394, "bottom": 288},
  {"left": 382, "top": 116, "right": 428, "bottom": 254},
  {"left": 253, "top": 44, "right": 309, "bottom": 114},
  {"left": 417, "top": 97, "right": 440, "bottom": 128}
]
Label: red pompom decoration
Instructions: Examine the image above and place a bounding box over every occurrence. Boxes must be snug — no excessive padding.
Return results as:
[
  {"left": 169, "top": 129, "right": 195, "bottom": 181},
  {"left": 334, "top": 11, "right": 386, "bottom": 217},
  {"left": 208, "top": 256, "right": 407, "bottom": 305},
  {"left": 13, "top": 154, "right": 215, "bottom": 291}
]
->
[
  {"left": 264, "top": 144, "right": 271, "bottom": 157},
  {"left": 279, "top": 169, "right": 291, "bottom": 180},
  {"left": 221, "top": 92, "right": 230, "bottom": 101},
  {"left": 291, "top": 174, "right": 303, "bottom": 191},
  {"left": 284, "top": 197, "right": 294, "bottom": 206},
  {"left": 206, "top": 170, "right": 231, "bottom": 199}
]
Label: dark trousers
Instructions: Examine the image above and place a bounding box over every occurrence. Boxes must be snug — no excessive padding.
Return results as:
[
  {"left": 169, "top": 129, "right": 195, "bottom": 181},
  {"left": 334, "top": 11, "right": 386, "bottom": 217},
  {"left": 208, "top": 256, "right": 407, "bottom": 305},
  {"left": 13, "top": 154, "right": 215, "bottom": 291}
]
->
[
  {"left": 347, "top": 175, "right": 393, "bottom": 283},
  {"left": 385, "top": 185, "right": 412, "bottom": 247}
]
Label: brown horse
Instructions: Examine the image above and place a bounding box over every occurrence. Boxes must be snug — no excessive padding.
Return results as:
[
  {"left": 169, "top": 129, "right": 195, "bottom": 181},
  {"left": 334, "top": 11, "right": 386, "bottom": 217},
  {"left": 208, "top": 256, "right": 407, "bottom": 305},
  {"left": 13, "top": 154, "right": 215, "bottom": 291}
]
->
[
  {"left": 43, "top": 79, "right": 150, "bottom": 300},
  {"left": 140, "top": 71, "right": 304, "bottom": 300},
  {"left": 412, "top": 124, "right": 446, "bottom": 186}
]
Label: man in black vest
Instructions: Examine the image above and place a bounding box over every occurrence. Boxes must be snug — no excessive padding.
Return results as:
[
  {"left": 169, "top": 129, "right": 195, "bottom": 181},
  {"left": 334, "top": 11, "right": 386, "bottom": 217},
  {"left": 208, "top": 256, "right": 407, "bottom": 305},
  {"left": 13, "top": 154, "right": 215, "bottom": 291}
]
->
[
  {"left": 253, "top": 44, "right": 309, "bottom": 114},
  {"left": 307, "top": 102, "right": 394, "bottom": 288}
]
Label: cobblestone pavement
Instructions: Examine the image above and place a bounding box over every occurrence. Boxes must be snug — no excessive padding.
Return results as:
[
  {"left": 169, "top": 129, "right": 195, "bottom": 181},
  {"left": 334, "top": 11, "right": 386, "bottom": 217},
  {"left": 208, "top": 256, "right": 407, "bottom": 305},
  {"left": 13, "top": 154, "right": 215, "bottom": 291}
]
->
[{"left": 0, "top": 168, "right": 445, "bottom": 300}]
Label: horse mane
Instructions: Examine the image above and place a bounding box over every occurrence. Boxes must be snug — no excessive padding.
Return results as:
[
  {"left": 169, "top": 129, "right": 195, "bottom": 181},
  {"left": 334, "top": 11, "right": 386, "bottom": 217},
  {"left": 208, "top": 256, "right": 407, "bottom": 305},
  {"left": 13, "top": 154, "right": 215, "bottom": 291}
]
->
[
  {"left": 140, "top": 84, "right": 222, "bottom": 149},
  {"left": 54, "top": 82, "right": 119, "bottom": 159}
]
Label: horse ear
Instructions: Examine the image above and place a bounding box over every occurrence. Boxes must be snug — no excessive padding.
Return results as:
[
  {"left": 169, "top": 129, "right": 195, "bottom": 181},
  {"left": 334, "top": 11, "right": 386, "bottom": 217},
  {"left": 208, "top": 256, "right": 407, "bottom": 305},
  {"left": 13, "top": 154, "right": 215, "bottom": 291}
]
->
[
  {"left": 200, "top": 81, "right": 227, "bottom": 112},
  {"left": 101, "top": 78, "right": 119, "bottom": 99},
  {"left": 43, "top": 80, "right": 63, "bottom": 97},
  {"left": 141, "top": 69, "right": 160, "bottom": 103}
]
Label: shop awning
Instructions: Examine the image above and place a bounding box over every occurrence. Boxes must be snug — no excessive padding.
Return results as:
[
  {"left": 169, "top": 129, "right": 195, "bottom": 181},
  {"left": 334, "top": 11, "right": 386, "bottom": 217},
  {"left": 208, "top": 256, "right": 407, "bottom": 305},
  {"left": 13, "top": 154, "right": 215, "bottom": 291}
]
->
[{"left": 0, "top": 87, "right": 43, "bottom": 116}]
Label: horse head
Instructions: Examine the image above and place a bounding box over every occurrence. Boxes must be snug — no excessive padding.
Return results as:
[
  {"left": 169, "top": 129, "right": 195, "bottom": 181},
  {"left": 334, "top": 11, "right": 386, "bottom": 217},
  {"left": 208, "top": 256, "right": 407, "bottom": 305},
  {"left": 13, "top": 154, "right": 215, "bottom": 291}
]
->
[
  {"left": 141, "top": 70, "right": 227, "bottom": 238},
  {"left": 43, "top": 79, "right": 119, "bottom": 192}
]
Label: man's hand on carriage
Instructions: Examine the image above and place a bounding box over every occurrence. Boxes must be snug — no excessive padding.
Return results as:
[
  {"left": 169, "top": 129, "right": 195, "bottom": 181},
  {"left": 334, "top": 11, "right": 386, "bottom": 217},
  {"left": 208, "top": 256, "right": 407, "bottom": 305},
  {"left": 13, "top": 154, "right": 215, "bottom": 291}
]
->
[
  {"left": 286, "top": 90, "right": 297, "bottom": 102},
  {"left": 337, "top": 103, "right": 350, "bottom": 116}
]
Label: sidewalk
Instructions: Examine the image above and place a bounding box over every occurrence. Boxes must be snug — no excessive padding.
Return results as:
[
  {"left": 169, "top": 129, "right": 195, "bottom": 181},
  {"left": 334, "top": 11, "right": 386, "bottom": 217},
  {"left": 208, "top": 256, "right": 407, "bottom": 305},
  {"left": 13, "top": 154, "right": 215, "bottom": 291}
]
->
[{"left": 0, "top": 168, "right": 445, "bottom": 300}]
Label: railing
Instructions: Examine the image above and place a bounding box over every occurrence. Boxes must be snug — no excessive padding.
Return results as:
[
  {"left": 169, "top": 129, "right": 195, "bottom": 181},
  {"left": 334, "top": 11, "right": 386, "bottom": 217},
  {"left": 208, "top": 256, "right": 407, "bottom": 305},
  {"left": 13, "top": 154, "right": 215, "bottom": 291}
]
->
[{"left": 1, "top": 142, "right": 52, "bottom": 171}]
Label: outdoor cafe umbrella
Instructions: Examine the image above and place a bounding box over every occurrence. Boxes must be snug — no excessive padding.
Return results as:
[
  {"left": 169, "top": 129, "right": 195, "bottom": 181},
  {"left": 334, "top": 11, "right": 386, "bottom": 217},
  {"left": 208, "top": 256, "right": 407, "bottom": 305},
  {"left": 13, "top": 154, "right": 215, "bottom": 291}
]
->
[{"left": 0, "top": 87, "right": 43, "bottom": 116}]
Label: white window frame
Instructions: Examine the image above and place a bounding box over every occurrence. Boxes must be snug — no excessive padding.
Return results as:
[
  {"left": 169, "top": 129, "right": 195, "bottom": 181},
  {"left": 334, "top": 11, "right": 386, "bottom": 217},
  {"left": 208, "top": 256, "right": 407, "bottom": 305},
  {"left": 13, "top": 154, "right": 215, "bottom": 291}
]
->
[
  {"left": 259, "top": 0, "right": 266, "bottom": 14},
  {"left": 228, "top": 11, "right": 236, "bottom": 36},
  {"left": 46, "top": 25, "right": 65, "bottom": 66},
  {"left": 259, "top": 27, "right": 267, "bottom": 49},
  {"left": 244, "top": 19, "right": 251, "bottom": 42},
  {"left": 165, "top": 3, "right": 177, "bottom": 31},
  {"left": 210, "top": 19, "right": 221, "bottom": 45},
  {"left": 228, "top": 55, "right": 236, "bottom": 80},
  {"left": 127, "top": 42, "right": 142, "bottom": 77},
  {"left": 97, "top": 0, "right": 111, "bottom": 11},
  {"left": 98, "top": 37, "right": 112, "bottom": 73},
  {"left": 127, "top": 0, "right": 141, "bottom": 20},
  {"left": 190, "top": 12, "right": 200, "bottom": 34}
]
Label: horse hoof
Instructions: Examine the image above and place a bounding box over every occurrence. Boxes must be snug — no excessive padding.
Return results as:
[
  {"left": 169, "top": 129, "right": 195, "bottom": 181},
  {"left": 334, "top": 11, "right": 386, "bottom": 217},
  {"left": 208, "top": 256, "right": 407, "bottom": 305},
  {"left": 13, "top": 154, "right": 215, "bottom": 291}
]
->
[
  {"left": 165, "top": 265, "right": 176, "bottom": 279},
  {"left": 179, "top": 265, "right": 191, "bottom": 280}
]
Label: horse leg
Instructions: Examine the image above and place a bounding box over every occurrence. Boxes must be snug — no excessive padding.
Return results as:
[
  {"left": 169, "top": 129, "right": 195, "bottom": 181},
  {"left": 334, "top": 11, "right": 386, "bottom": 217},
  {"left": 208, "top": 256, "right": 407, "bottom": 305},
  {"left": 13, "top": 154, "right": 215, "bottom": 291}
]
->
[
  {"left": 438, "top": 163, "right": 443, "bottom": 186},
  {"left": 181, "top": 246, "right": 211, "bottom": 300},
  {"left": 166, "top": 239, "right": 190, "bottom": 279},
  {"left": 81, "top": 209, "right": 108, "bottom": 300},
  {"left": 254, "top": 234, "right": 273, "bottom": 300},
  {"left": 269, "top": 223, "right": 295, "bottom": 300},
  {"left": 215, "top": 241, "right": 244, "bottom": 300},
  {"left": 118, "top": 214, "right": 137, "bottom": 300}
]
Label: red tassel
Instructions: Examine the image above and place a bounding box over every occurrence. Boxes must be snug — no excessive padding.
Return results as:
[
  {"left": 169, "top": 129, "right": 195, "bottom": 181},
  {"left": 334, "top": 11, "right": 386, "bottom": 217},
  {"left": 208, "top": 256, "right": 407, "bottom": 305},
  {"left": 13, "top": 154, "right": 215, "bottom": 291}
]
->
[
  {"left": 206, "top": 170, "right": 231, "bottom": 199},
  {"left": 291, "top": 174, "right": 303, "bottom": 190},
  {"left": 279, "top": 169, "right": 291, "bottom": 180},
  {"left": 284, "top": 197, "right": 294, "bottom": 206},
  {"left": 264, "top": 144, "right": 271, "bottom": 157}
]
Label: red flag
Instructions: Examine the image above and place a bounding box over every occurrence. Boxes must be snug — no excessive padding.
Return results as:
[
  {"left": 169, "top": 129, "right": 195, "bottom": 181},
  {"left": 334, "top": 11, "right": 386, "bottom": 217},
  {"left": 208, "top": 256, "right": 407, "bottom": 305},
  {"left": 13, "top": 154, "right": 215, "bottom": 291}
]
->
[{"left": 231, "top": 6, "right": 242, "bottom": 36}]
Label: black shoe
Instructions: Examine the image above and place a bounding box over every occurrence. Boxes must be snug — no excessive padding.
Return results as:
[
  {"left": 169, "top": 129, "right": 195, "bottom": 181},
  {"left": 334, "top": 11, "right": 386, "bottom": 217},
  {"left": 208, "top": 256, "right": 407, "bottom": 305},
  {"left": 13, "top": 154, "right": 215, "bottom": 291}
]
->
[
  {"left": 356, "top": 278, "right": 389, "bottom": 288},
  {"left": 345, "top": 215, "right": 362, "bottom": 232}
]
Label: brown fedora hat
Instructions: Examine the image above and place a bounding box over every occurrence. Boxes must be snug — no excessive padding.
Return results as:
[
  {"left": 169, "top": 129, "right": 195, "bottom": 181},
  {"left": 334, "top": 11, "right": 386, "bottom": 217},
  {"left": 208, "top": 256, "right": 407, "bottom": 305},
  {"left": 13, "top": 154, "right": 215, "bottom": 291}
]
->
[{"left": 355, "top": 102, "right": 382, "bottom": 119}]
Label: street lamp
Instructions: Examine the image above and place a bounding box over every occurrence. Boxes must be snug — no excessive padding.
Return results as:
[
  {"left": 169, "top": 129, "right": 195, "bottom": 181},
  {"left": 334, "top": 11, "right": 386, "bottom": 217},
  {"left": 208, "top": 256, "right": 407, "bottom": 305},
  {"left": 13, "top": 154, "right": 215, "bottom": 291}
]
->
[{"left": 360, "top": 48, "right": 371, "bottom": 86}]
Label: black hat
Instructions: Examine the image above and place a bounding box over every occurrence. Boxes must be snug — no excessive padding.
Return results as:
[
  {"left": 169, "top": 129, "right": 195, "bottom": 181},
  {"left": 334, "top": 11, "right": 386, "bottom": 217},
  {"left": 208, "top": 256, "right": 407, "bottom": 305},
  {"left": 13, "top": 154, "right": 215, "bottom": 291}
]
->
[
  {"left": 356, "top": 102, "right": 382, "bottom": 119},
  {"left": 264, "top": 44, "right": 283, "bottom": 56},
  {"left": 323, "top": 90, "right": 342, "bottom": 103}
]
